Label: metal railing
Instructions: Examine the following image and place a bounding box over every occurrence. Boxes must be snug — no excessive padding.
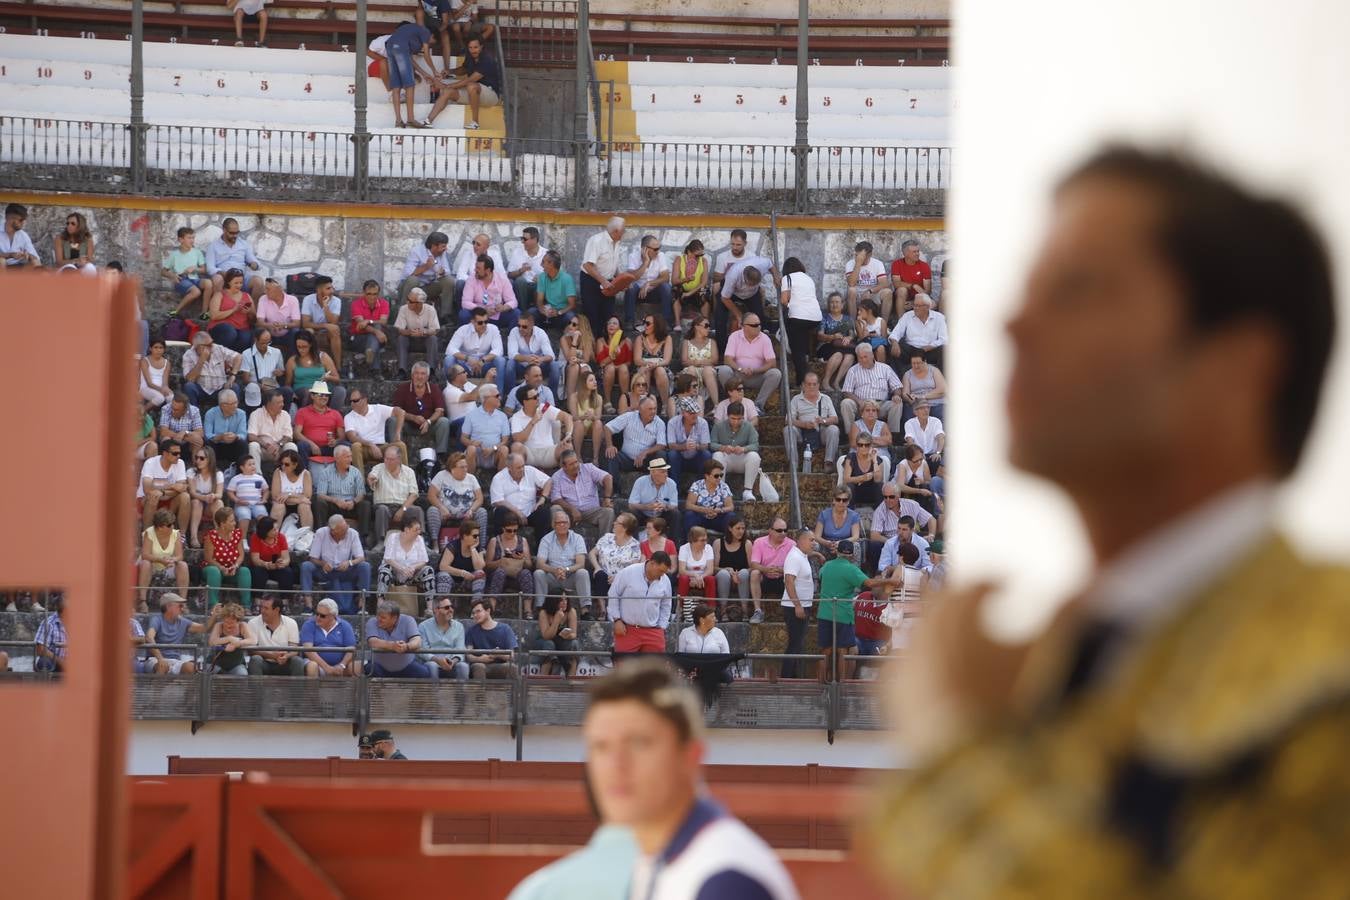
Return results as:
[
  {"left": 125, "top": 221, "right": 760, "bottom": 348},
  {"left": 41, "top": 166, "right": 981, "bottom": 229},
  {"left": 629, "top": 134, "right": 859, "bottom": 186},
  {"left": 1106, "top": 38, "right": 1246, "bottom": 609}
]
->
[
  {"left": 490, "top": 0, "right": 579, "bottom": 65},
  {"left": 0, "top": 116, "right": 947, "bottom": 214},
  {"left": 768, "top": 211, "right": 804, "bottom": 531}
]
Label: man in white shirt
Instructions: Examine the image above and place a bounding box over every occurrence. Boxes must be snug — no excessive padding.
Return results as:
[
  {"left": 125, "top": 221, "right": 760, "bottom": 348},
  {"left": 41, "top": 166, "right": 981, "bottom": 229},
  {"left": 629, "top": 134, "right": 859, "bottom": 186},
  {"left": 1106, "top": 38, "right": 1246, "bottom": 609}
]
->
[
  {"left": 622, "top": 233, "right": 673, "bottom": 328},
  {"left": 711, "top": 227, "right": 750, "bottom": 293},
  {"left": 509, "top": 386, "right": 573, "bottom": 471},
  {"left": 506, "top": 226, "right": 549, "bottom": 308},
  {"left": 786, "top": 373, "right": 840, "bottom": 473},
  {"left": 300, "top": 275, "right": 344, "bottom": 370},
  {"left": 247, "top": 388, "right": 298, "bottom": 474},
  {"left": 139, "top": 439, "right": 191, "bottom": 531},
  {"left": 489, "top": 452, "right": 553, "bottom": 534},
  {"left": 716, "top": 249, "right": 776, "bottom": 352},
  {"left": 238, "top": 327, "right": 289, "bottom": 410},
  {"left": 343, "top": 389, "right": 407, "bottom": 472},
  {"left": 888, "top": 293, "right": 948, "bottom": 371},
  {"left": 398, "top": 230, "right": 455, "bottom": 312},
  {"left": 902, "top": 399, "right": 945, "bottom": 467},
  {"left": 839, "top": 342, "right": 905, "bottom": 438},
  {"left": 844, "top": 239, "right": 893, "bottom": 322},
  {"left": 579, "top": 215, "right": 626, "bottom": 337},
  {"left": 246, "top": 595, "right": 305, "bottom": 676},
  {"left": 0, "top": 203, "right": 40, "bottom": 269},
  {"left": 505, "top": 310, "right": 557, "bottom": 396},
  {"left": 393, "top": 288, "right": 442, "bottom": 380},
  {"left": 780, "top": 529, "right": 817, "bottom": 678},
  {"left": 445, "top": 307, "right": 505, "bottom": 393},
  {"left": 452, "top": 231, "right": 506, "bottom": 309},
  {"left": 441, "top": 363, "right": 482, "bottom": 447}
]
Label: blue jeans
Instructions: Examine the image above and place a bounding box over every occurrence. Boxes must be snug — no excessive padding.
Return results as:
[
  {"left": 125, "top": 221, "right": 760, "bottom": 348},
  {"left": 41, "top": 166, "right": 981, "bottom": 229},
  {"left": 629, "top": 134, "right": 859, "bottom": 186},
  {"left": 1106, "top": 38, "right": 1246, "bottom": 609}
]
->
[
  {"left": 429, "top": 658, "right": 471, "bottom": 680},
  {"left": 856, "top": 637, "right": 888, "bottom": 656},
  {"left": 624, "top": 282, "right": 673, "bottom": 326},
  {"left": 208, "top": 322, "right": 251, "bottom": 352},
  {"left": 300, "top": 560, "right": 372, "bottom": 614},
  {"left": 184, "top": 381, "right": 220, "bottom": 409},
  {"left": 682, "top": 509, "right": 728, "bottom": 538},
  {"left": 668, "top": 449, "right": 711, "bottom": 483},
  {"left": 511, "top": 276, "right": 537, "bottom": 310},
  {"left": 509, "top": 360, "right": 559, "bottom": 395},
  {"left": 371, "top": 657, "right": 433, "bottom": 678}
]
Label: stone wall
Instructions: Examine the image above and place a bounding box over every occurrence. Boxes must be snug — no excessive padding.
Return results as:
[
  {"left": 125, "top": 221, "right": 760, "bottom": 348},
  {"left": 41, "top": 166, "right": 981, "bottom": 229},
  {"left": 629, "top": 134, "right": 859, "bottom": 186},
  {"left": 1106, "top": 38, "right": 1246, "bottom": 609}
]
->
[{"left": 18, "top": 203, "right": 947, "bottom": 317}]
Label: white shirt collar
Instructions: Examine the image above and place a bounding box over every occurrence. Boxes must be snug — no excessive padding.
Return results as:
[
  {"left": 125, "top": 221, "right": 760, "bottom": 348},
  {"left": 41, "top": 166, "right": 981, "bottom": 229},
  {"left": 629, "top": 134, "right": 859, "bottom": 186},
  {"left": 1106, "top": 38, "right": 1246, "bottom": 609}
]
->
[{"left": 1084, "top": 479, "right": 1276, "bottom": 632}]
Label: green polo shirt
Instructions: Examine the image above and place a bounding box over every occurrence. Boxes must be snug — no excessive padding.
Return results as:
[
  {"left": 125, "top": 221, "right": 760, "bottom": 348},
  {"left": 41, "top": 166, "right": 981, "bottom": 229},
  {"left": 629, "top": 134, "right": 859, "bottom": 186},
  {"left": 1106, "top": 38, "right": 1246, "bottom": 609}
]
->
[
  {"left": 817, "top": 557, "right": 866, "bottom": 624},
  {"left": 536, "top": 269, "right": 576, "bottom": 311}
]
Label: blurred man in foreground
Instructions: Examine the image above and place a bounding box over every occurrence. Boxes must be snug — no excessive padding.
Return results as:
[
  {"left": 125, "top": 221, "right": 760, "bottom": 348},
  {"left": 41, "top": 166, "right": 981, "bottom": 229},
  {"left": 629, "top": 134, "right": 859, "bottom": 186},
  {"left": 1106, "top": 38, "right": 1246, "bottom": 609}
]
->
[{"left": 870, "top": 146, "right": 1349, "bottom": 896}]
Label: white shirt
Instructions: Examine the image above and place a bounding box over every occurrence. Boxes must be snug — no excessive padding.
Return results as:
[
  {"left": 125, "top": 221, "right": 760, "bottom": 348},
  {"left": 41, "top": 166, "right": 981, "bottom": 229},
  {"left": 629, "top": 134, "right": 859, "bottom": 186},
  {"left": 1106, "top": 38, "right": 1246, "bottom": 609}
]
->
[
  {"left": 889, "top": 309, "right": 949, "bottom": 348},
  {"left": 344, "top": 404, "right": 397, "bottom": 444},
  {"left": 782, "top": 271, "right": 822, "bottom": 322},
  {"left": 382, "top": 531, "right": 430, "bottom": 568},
  {"left": 241, "top": 344, "right": 285, "bottom": 383},
  {"left": 138, "top": 456, "right": 188, "bottom": 498},
  {"left": 489, "top": 465, "right": 552, "bottom": 517},
  {"left": 510, "top": 405, "right": 561, "bottom": 451},
  {"left": 582, "top": 230, "right": 623, "bottom": 280},
  {"left": 677, "top": 626, "right": 731, "bottom": 655},
  {"left": 507, "top": 327, "right": 554, "bottom": 362},
  {"left": 447, "top": 322, "right": 504, "bottom": 360},
  {"left": 0, "top": 228, "right": 38, "bottom": 266},
  {"left": 713, "top": 248, "right": 748, "bottom": 278},
  {"left": 300, "top": 292, "right": 341, "bottom": 324},
  {"left": 442, "top": 381, "right": 479, "bottom": 420},
  {"left": 903, "top": 415, "right": 945, "bottom": 454},
  {"left": 678, "top": 542, "right": 715, "bottom": 576},
  {"left": 402, "top": 242, "right": 454, "bottom": 283},
  {"left": 626, "top": 246, "right": 671, "bottom": 288},
  {"left": 844, "top": 256, "right": 887, "bottom": 287},
  {"left": 247, "top": 614, "right": 300, "bottom": 649},
  {"left": 780, "top": 546, "right": 815, "bottom": 608},
  {"left": 506, "top": 242, "right": 549, "bottom": 283},
  {"left": 453, "top": 244, "right": 505, "bottom": 281}
]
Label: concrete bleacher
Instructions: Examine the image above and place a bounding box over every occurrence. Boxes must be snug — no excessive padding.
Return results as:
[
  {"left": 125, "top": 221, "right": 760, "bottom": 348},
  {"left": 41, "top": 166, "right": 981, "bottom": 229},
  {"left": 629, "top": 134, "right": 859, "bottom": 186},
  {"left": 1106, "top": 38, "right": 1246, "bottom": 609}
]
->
[{"left": 0, "top": 33, "right": 507, "bottom": 179}]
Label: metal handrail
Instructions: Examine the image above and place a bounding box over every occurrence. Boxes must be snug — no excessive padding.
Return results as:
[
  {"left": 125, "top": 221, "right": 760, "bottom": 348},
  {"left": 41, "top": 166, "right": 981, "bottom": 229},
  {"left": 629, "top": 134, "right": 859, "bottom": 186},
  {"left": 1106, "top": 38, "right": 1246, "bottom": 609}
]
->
[{"left": 768, "top": 211, "right": 803, "bottom": 531}]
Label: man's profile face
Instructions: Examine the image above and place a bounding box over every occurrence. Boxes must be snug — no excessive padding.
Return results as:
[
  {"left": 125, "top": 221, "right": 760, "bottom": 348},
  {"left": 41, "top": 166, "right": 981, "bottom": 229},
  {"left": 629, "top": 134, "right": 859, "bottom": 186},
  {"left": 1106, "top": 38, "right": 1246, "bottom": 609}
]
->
[
  {"left": 563, "top": 455, "right": 580, "bottom": 477},
  {"left": 584, "top": 700, "right": 699, "bottom": 828},
  {"left": 475, "top": 261, "right": 488, "bottom": 280},
  {"left": 905, "top": 244, "right": 921, "bottom": 263},
  {"left": 1006, "top": 177, "right": 1190, "bottom": 484}
]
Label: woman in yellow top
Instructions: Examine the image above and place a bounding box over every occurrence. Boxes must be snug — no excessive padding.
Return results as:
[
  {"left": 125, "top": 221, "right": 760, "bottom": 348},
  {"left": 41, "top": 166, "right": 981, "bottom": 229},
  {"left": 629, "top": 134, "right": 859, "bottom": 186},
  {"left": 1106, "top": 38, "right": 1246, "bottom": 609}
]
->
[
  {"left": 136, "top": 509, "right": 191, "bottom": 611},
  {"left": 672, "top": 238, "right": 710, "bottom": 325}
]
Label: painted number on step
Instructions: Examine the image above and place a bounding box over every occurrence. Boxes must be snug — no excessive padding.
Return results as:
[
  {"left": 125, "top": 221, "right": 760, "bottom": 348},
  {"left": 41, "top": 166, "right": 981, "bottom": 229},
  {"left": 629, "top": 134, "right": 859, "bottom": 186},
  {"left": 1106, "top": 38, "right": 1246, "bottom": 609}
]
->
[
  {"left": 37, "top": 66, "right": 52, "bottom": 78},
  {"left": 217, "top": 78, "right": 226, "bottom": 88},
  {"left": 348, "top": 83, "right": 356, "bottom": 95},
  {"left": 909, "top": 98, "right": 917, "bottom": 109},
  {"left": 822, "top": 96, "right": 831, "bottom": 107},
  {"left": 84, "top": 69, "right": 92, "bottom": 80},
  {"left": 865, "top": 97, "right": 873, "bottom": 107},
  {"left": 693, "top": 93, "right": 701, "bottom": 103},
  {"left": 259, "top": 79, "right": 268, "bottom": 91},
  {"left": 779, "top": 95, "right": 787, "bottom": 105},
  {"left": 304, "top": 82, "right": 313, "bottom": 93},
  {"left": 736, "top": 93, "right": 744, "bottom": 104},
  {"left": 173, "top": 74, "right": 182, "bottom": 86}
]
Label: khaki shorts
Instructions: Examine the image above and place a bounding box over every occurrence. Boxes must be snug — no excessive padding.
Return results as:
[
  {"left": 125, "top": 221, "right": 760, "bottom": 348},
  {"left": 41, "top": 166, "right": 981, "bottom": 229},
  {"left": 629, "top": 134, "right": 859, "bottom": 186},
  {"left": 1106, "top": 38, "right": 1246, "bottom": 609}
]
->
[{"left": 521, "top": 445, "right": 556, "bottom": 469}]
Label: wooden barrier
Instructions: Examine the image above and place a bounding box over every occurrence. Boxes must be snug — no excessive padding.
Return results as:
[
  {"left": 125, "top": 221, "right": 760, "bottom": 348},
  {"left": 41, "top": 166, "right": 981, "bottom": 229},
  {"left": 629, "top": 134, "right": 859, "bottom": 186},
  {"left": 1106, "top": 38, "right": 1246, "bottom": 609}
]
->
[{"left": 127, "top": 776, "right": 226, "bottom": 900}]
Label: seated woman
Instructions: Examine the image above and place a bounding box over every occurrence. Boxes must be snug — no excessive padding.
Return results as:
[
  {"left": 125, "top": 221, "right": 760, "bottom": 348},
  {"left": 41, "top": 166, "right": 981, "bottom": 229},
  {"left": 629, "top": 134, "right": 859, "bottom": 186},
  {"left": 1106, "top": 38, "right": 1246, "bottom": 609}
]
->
[
  {"left": 676, "top": 603, "right": 734, "bottom": 688},
  {"left": 203, "top": 507, "right": 253, "bottom": 609},
  {"left": 671, "top": 238, "right": 710, "bottom": 326},
  {"left": 248, "top": 515, "right": 296, "bottom": 601},
  {"left": 140, "top": 337, "right": 174, "bottom": 409},
  {"left": 713, "top": 515, "right": 751, "bottom": 620},
  {"left": 588, "top": 511, "right": 643, "bottom": 608},
  {"left": 817, "top": 292, "right": 855, "bottom": 393},
  {"left": 53, "top": 211, "right": 96, "bottom": 275},
  {"left": 378, "top": 518, "right": 436, "bottom": 614},
  {"left": 207, "top": 268, "right": 256, "bottom": 352},
  {"left": 617, "top": 371, "right": 651, "bottom": 416},
  {"left": 632, "top": 314, "right": 674, "bottom": 407},
  {"left": 205, "top": 602, "right": 256, "bottom": 675},
  {"left": 676, "top": 526, "right": 717, "bottom": 622},
  {"left": 428, "top": 452, "right": 490, "bottom": 549},
  {"left": 594, "top": 315, "right": 632, "bottom": 412},
  {"left": 532, "top": 594, "right": 578, "bottom": 677},
  {"left": 483, "top": 510, "right": 534, "bottom": 609},
  {"left": 568, "top": 370, "right": 605, "bottom": 467},
  {"left": 900, "top": 351, "right": 948, "bottom": 421},
  {"left": 136, "top": 509, "right": 190, "bottom": 612},
  {"left": 286, "top": 329, "right": 347, "bottom": 409},
  {"left": 683, "top": 459, "right": 734, "bottom": 537},
  {"left": 135, "top": 403, "right": 158, "bottom": 462},
  {"left": 679, "top": 316, "right": 720, "bottom": 410},
  {"left": 557, "top": 316, "right": 596, "bottom": 401},
  {"left": 849, "top": 399, "right": 892, "bottom": 455},
  {"left": 897, "top": 443, "right": 940, "bottom": 517},
  {"left": 435, "top": 521, "right": 486, "bottom": 604},
  {"left": 187, "top": 445, "right": 224, "bottom": 549},
  {"left": 815, "top": 488, "right": 862, "bottom": 563},
  {"left": 269, "top": 448, "right": 313, "bottom": 529},
  {"left": 842, "top": 434, "right": 884, "bottom": 515}
]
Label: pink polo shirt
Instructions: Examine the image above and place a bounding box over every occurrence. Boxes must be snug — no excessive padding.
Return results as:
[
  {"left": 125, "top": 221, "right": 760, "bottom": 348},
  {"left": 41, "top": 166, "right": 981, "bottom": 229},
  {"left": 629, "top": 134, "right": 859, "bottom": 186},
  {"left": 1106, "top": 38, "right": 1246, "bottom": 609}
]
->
[
  {"left": 724, "top": 331, "right": 775, "bottom": 371},
  {"left": 751, "top": 534, "right": 793, "bottom": 569}
]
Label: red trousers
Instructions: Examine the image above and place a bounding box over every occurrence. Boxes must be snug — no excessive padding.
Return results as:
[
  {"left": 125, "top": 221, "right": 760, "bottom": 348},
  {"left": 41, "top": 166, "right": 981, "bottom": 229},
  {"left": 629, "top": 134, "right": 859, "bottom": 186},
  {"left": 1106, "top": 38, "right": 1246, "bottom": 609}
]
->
[
  {"left": 613, "top": 625, "right": 666, "bottom": 654},
  {"left": 677, "top": 574, "right": 716, "bottom": 599}
]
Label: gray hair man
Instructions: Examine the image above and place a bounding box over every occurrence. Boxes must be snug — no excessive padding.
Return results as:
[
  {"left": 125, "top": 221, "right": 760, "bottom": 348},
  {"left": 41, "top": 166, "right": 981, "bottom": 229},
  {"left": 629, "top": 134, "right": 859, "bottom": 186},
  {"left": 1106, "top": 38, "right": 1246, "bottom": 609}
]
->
[
  {"left": 579, "top": 215, "right": 627, "bottom": 336},
  {"left": 534, "top": 505, "right": 593, "bottom": 612},
  {"left": 393, "top": 287, "right": 442, "bottom": 380},
  {"left": 301, "top": 597, "right": 358, "bottom": 677},
  {"left": 786, "top": 372, "right": 841, "bottom": 474}
]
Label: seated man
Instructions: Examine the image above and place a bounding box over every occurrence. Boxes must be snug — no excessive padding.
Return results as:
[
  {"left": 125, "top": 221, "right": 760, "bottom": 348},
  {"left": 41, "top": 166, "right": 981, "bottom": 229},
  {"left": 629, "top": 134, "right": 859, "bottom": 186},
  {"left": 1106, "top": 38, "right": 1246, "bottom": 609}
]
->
[
  {"left": 392, "top": 361, "right": 452, "bottom": 459},
  {"left": 460, "top": 384, "right": 512, "bottom": 472},
  {"left": 710, "top": 401, "right": 762, "bottom": 502},
  {"left": 549, "top": 449, "right": 615, "bottom": 535},
  {"left": 446, "top": 306, "right": 505, "bottom": 390},
  {"left": 490, "top": 452, "right": 553, "bottom": 535},
  {"left": 343, "top": 389, "right": 408, "bottom": 472},
  {"left": 839, "top": 342, "right": 904, "bottom": 439},
  {"left": 255, "top": 278, "right": 302, "bottom": 355},
  {"left": 393, "top": 288, "right": 441, "bottom": 380},
  {"left": 300, "top": 275, "right": 344, "bottom": 371},
  {"left": 441, "top": 363, "right": 482, "bottom": 448},
  {"left": 419, "top": 596, "right": 470, "bottom": 680},
  {"left": 622, "top": 233, "right": 673, "bottom": 327},
  {"left": 398, "top": 231, "right": 454, "bottom": 312},
  {"left": 889, "top": 238, "right": 933, "bottom": 313},
  {"left": 715, "top": 314, "right": 782, "bottom": 410},
  {"left": 901, "top": 399, "right": 946, "bottom": 469},
  {"left": 507, "top": 226, "right": 549, "bottom": 311},
  {"left": 292, "top": 381, "right": 345, "bottom": 470},
  {"left": 533, "top": 248, "right": 577, "bottom": 328},
  {"left": 603, "top": 396, "right": 667, "bottom": 480},
  {"left": 33, "top": 596, "right": 68, "bottom": 673},
  {"left": 888, "top": 293, "right": 948, "bottom": 373},
  {"left": 350, "top": 279, "right": 392, "bottom": 368},
  {"left": 238, "top": 327, "right": 290, "bottom": 411},
  {"left": 458, "top": 253, "right": 519, "bottom": 334},
  {"left": 878, "top": 515, "right": 932, "bottom": 575},
  {"left": 505, "top": 310, "right": 556, "bottom": 395},
  {"left": 510, "top": 386, "right": 572, "bottom": 472},
  {"left": 866, "top": 487, "right": 935, "bottom": 570},
  {"left": 205, "top": 216, "right": 264, "bottom": 297},
  {"left": 246, "top": 389, "right": 297, "bottom": 475},
  {"left": 747, "top": 518, "right": 792, "bottom": 624},
  {"left": 204, "top": 388, "right": 249, "bottom": 471},
  {"left": 182, "top": 331, "right": 243, "bottom": 409},
  {"left": 465, "top": 598, "right": 518, "bottom": 680},
  {"left": 246, "top": 595, "right": 305, "bottom": 676},
  {"left": 424, "top": 36, "right": 504, "bottom": 130},
  {"left": 312, "top": 444, "right": 372, "bottom": 539},
  {"left": 143, "top": 593, "right": 206, "bottom": 675},
  {"left": 300, "top": 514, "right": 372, "bottom": 614},
  {"left": 139, "top": 438, "right": 191, "bottom": 532},
  {"left": 844, "top": 240, "right": 893, "bottom": 321},
  {"left": 505, "top": 363, "right": 555, "bottom": 413},
  {"left": 449, "top": 231, "right": 506, "bottom": 311},
  {"left": 365, "top": 599, "right": 431, "bottom": 678},
  {"left": 158, "top": 393, "right": 205, "bottom": 458},
  {"left": 627, "top": 457, "right": 680, "bottom": 530},
  {"left": 534, "top": 506, "right": 592, "bottom": 611},
  {"left": 787, "top": 372, "right": 841, "bottom": 474},
  {"left": 1, "top": 202, "right": 42, "bottom": 269},
  {"left": 367, "top": 444, "right": 424, "bottom": 540},
  {"left": 666, "top": 396, "right": 711, "bottom": 483},
  {"left": 301, "top": 597, "right": 358, "bottom": 676}
]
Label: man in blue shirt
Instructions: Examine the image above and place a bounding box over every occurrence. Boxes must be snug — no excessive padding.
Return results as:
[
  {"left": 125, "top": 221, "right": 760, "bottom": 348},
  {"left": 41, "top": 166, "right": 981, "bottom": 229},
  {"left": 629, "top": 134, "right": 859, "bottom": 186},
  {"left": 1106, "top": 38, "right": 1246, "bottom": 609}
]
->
[
  {"left": 626, "top": 458, "right": 680, "bottom": 530},
  {"left": 366, "top": 599, "right": 430, "bottom": 678},
  {"left": 878, "top": 515, "right": 931, "bottom": 573},
  {"left": 204, "top": 389, "right": 249, "bottom": 470},
  {"left": 461, "top": 385, "right": 512, "bottom": 472},
  {"left": 205, "top": 217, "right": 264, "bottom": 298},
  {"left": 465, "top": 599, "right": 518, "bottom": 679},
  {"left": 603, "top": 397, "right": 667, "bottom": 480},
  {"left": 419, "top": 596, "right": 470, "bottom": 680},
  {"left": 300, "top": 598, "right": 357, "bottom": 676},
  {"left": 424, "top": 35, "right": 502, "bottom": 130}
]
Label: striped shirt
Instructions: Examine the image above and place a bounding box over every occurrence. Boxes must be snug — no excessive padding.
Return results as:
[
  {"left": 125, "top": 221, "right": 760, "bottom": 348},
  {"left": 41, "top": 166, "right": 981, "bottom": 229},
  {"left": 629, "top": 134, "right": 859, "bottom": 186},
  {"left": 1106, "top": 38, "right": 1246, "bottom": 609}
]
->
[
  {"left": 842, "top": 362, "right": 901, "bottom": 402},
  {"left": 160, "top": 403, "right": 203, "bottom": 434},
  {"left": 549, "top": 463, "right": 609, "bottom": 513},
  {"left": 35, "top": 612, "right": 68, "bottom": 660},
  {"left": 605, "top": 410, "right": 667, "bottom": 456}
]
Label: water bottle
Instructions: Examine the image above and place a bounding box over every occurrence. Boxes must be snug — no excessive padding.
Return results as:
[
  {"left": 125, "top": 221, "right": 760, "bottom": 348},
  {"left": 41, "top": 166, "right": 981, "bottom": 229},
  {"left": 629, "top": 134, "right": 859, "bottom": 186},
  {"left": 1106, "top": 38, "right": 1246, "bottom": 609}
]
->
[{"left": 802, "top": 444, "right": 813, "bottom": 473}]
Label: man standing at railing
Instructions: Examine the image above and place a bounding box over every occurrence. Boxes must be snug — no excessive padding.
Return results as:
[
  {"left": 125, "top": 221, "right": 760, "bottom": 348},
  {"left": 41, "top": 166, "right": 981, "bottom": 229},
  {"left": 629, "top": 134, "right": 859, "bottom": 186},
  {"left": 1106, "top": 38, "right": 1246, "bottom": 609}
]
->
[
  {"left": 608, "top": 555, "right": 673, "bottom": 656},
  {"left": 579, "top": 217, "right": 627, "bottom": 338}
]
